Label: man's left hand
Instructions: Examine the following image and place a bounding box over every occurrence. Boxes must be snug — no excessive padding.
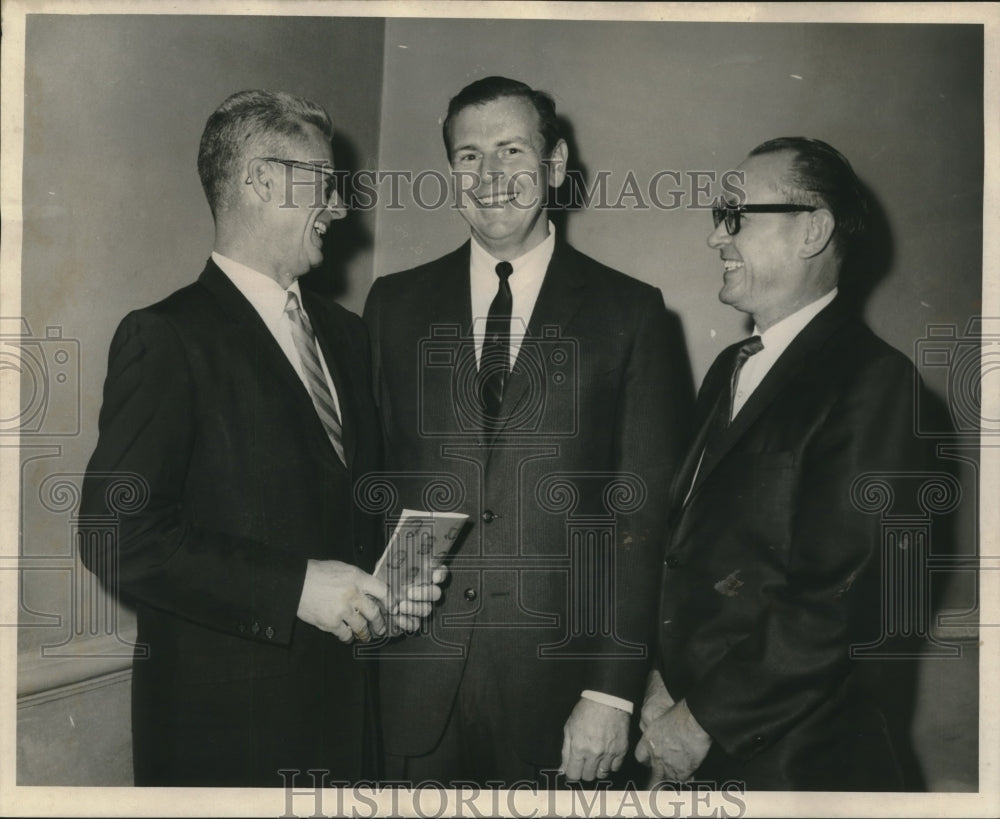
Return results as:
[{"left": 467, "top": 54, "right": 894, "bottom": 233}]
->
[
  {"left": 635, "top": 698, "right": 712, "bottom": 785},
  {"left": 640, "top": 668, "right": 675, "bottom": 733},
  {"left": 559, "top": 698, "right": 630, "bottom": 781}
]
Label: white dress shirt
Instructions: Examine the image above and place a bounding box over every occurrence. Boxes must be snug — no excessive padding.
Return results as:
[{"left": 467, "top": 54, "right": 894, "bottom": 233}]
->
[
  {"left": 212, "top": 251, "right": 341, "bottom": 416},
  {"left": 466, "top": 227, "right": 633, "bottom": 716},
  {"left": 469, "top": 221, "right": 555, "bottom": 368},
  {"left": 731, "top": 288, "right": 838, "bottom": 419}
]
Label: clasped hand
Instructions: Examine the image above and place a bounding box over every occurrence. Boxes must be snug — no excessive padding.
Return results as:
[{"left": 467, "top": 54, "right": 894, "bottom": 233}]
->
[
  {"left": 559, "top": 698, "right": 630, "bottom": 781},
  {"left": 297, "top": 558, "right": 448, "bottom": 643},
  {"left": 635, "top": 669, "right": 712, "bottom": 785}
]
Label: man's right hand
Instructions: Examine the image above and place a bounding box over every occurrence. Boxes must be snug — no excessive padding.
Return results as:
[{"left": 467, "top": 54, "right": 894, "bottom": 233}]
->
[{"left": 296, "top": 559, "right": 389, "bottom": 643}]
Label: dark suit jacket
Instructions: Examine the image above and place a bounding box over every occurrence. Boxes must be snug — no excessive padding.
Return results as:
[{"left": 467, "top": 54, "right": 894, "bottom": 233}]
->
[
  {"left": 364, "top": 240, "right": 694, "bottom": 765},
  {"left": 79, "top": 260, "right": 382, "bottom": 786},
  {"left": 659, "top": 298, "right": 924, "bottom": 790}
]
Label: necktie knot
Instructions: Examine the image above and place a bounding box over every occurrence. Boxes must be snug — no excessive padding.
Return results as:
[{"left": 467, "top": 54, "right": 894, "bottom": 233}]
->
[
  {"left": 285, "top": 289, "right": 303, "bottom": 316},
  {"left": 687, "top": 334, "right": 765, "bottom": 498},
  {"left": 736, "top": 335, "right": 764, "bottom": 367},
  {"left": 286, "top": 289, "right": 318, "bottom": 338},
  {"left": 495, "top": 261, "right": 513, "bottom": 281}
]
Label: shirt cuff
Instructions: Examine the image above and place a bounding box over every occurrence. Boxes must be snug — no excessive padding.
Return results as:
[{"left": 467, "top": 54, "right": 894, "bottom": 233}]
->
[{"left": 581, "top": 690, "right": 634, "bottom": 715}]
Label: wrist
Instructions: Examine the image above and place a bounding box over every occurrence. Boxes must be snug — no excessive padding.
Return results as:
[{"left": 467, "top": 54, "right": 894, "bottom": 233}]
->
[
  {"left": 581, "top": 689, "right": 633, "bottom": 715},
  {"left": 679, "top": 699, "right": 711, "bottom": 743}
]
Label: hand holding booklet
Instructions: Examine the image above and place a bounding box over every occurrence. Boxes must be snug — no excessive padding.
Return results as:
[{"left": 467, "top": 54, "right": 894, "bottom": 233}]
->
[{"left": 373, "top": 509, "right": 467, "bottom": 628}]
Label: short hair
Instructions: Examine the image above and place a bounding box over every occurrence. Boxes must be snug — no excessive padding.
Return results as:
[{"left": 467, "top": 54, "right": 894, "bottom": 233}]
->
[
  {"left": 197, "top": 89, "right": 333, "bottom": 218},
  {"left": 748, "top": 136, "right": 868, "bottom": 259},
  {"left": 442, "top": 76, "right": 562, "bottom": 158}
]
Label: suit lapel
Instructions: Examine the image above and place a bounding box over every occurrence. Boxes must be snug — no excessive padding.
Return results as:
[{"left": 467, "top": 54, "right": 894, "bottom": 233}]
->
[
  {"left": 440, "top": 242, "right": 475, "bottom": 335},
  {"left": 495, "top": 242, "right": 587, "bottom": 431},
  {"left": 685, "top": 299, "right": 851, "bottom": 501},
  {"left": 399, "top": 244, "right": 475, "bottom": 440},
  {"left": 434, "top": 245, "right": 476, "bottom": 438},
  {"left": 198, "top": 260, "right": 344, "bottom": 469}
]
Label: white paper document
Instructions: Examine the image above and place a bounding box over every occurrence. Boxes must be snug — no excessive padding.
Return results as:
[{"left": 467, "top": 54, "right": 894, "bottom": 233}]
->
[{"left": 373, "top": 508, "right": 467, "bottom": 613}]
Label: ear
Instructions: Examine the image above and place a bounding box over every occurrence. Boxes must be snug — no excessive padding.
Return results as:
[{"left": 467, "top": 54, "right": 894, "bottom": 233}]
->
[
  {"left": 546, "top": 139, "right": 569, "bottom": 189},
  {"left": 799, "top": 208, "right": 835, "bottom": 259},
  {"left": 244, "top": 158, "right": 274, "bottom": 203}
]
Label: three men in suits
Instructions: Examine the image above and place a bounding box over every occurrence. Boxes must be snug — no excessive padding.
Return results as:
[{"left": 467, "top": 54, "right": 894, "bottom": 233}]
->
[
  {"left": 364, "top": 77, "right": 693, "bottom": 785},
  {"left": 79, "top": 90, "right": 439, "bottom": 786},
  {"left": 637, "top": 137, "right": 923, "bottom": 790}
]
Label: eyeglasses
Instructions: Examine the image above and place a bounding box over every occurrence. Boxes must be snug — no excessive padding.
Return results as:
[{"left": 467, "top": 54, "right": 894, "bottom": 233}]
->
[
  {"left": 246, "top": 157, "right": 338, "bottom": 205},
  {"left": 712, "top": 200, "right": 817, "bottom": 236}
]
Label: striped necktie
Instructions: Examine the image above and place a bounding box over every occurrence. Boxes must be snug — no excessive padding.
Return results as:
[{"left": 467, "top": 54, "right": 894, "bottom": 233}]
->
[
  {"left": 703, "top": 335, "right": 764, "bottom": 458},
  {"left": 285, "top": 290, "right": 346, "bottom": 467},
  {"left": 682, "top": 335, "right": 764, "bottom": 505}
]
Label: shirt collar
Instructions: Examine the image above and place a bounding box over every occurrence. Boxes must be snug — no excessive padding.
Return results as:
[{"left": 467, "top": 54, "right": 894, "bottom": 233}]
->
[
  {"left": 212, "top": 251, "right": 302, "bottom": 326},
  {"left": 469, "top": 221, "right": 556, "bottom": 281},
  {"left": 754, "top": 287, "right": 838, "bottom": 354}
]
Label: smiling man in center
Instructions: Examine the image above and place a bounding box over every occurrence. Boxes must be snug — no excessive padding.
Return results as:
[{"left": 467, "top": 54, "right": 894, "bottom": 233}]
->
[{"left": 364, "top": 76, "right": 694, "bottom": 786}]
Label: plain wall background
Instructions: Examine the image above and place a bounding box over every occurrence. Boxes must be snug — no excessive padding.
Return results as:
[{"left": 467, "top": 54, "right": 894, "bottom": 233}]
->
[
  {"left": 374, "top": 19, "right": 983, "bottom": 387},
  {"left": 13, "top": 14, "right": 983, "bottom": 788}
]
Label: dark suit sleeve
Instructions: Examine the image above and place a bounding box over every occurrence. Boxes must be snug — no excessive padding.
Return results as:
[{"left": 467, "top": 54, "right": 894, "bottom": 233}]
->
[
  {"left": 684, "top": 352, "right": 921, "bottom": 758},
  {"left": 362, "top": 277, "right": 391, "bottom": 452},
  {"left": 584, "top": 288, "right": 694, "bottom": 700},
  {"left": 79, "top": 310, "right": 308, "bottom": 645}
]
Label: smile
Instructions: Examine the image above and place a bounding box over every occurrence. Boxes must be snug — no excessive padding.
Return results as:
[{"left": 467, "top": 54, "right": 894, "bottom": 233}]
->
[
  {"left": 313, "top": 221, "right": 328, "bottom": 237},
  {"left": 474, "top": 192, "right": 517, "bottom": 207},
  {"left": 723, "top": 260, "right": 743, "bottom": 272}
]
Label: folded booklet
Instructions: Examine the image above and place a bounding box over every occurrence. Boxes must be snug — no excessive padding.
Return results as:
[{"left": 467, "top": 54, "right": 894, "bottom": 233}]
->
[{"left": 373, "top": 508, "right": 468, "bottom": 618}]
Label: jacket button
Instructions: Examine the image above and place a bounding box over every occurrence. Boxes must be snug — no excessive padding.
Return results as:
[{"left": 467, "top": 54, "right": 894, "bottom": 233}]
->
[
  {"left": 250, "top": 621, "right": 260, "bottom": 635},
  {"left": 464, "top": 588, "right": 478, "bottom": 602},
  {"left": 265, "top": 626, "right": 275, "bottom": 639},
  {"left": 237, "top": 623, "right": 246, "bottom": 633},
  {"left": 482, "top": 510, "right": 496, "bottom": 523},
  {"left": 356, "top": 543, "right": 366, "bottom": 553},
  {"left": 753, "top": 734, "right": 766, "bottom": 746},
  {"left": 665, "top": 556, "right": 679, "bottom": 569}
]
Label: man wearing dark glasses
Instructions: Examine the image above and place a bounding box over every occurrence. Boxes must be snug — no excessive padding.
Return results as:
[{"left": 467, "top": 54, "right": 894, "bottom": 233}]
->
[
  {"left": 79, "top": 90, "right": 442, "bottom": 785},
  {"left": 637, "top": 137, "right": 925, "bottom": 790}
]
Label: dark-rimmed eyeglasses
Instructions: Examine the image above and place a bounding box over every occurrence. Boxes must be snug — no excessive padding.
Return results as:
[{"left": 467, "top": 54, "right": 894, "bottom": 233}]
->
[
  {"left": 712, "top": 201, "right": 817, "bottom": 236},
  {"left": 246, "top": 157, "right": 338, "bottom": 205}
]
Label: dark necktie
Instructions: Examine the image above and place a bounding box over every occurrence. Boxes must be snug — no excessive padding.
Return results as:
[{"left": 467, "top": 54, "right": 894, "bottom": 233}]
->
[
  {"left": 285, "top": 290, "right": 347, "bottom": 466},
  {"left": 701, "top": 335, "right": 764, "bottom": 463},
  {"left": 478, "top": 261, "right": 514, "bottom": 432}
]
